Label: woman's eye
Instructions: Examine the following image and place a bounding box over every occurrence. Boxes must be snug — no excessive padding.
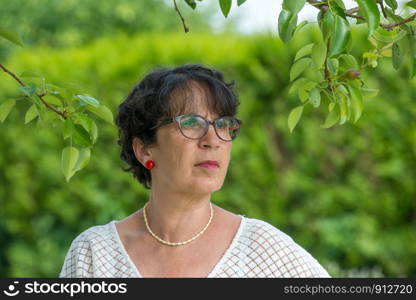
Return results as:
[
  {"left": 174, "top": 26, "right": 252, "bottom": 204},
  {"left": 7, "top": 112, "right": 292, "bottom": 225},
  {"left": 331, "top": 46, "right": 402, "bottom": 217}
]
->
[
  {"left": 182, "top": 117, "right": 202, "bottom": 128},
  {"left": 216, "top": 119, "right": 229, "bottom": 129}
]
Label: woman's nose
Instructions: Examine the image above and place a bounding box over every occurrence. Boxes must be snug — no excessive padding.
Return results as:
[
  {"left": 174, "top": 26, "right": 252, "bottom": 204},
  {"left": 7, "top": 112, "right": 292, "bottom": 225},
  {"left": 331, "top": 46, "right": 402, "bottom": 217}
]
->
[{"left": 200, "top": 123, "right": 220, "bottom": 148}]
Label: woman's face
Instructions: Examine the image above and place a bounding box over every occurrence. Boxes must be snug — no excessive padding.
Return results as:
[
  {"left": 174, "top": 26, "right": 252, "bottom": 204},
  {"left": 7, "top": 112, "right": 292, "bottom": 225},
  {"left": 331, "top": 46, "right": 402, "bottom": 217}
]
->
[{"left": 148, "top": 96, "right": 232, "bottom": 197}]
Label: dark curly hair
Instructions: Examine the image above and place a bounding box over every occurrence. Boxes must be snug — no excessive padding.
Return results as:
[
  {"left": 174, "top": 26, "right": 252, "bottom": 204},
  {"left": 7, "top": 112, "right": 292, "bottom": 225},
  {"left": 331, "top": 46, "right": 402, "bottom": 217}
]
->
[{"left": 115, "top": 64, "right": 240, "bottom": 189}]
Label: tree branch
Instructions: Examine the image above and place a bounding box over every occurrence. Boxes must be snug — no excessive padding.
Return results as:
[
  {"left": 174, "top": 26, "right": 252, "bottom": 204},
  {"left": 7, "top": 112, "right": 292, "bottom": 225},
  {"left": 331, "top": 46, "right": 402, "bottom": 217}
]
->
[
  {"left": 306, "top": 0, "right": 328, "bottom": 11},
  {"left": 0, "top": 63, "right": 25, "bottom": 86},
  {"left": 173, "top": 0, "right": 189, "bottom": 33},
  {"left": 345, "top": 12, "right": 365, "bottom": 20},
  {"left": 346, "top": 7, "right": 360, "bottom": 14},
  {"left": 306, "top": 1, "right": 416, "bottom": 31},
  {"left": 0, "top": 63, "right": 67, "bottom": 119},
  {"left": 382, "top": 13, "right": 416, "bottom": 31}
]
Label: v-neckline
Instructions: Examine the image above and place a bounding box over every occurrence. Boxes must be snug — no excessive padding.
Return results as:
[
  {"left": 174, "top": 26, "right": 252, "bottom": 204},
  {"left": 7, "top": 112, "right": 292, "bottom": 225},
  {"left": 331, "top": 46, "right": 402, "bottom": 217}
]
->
[{"left": 110, "top": 215, "right": 246, "bottom": 278}]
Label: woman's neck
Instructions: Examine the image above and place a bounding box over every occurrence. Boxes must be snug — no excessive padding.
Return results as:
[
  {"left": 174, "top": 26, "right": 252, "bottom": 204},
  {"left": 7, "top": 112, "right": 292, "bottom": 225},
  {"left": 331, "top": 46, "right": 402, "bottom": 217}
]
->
[{"left": 144, "top": 189, "right": 214, "bottom": 244}]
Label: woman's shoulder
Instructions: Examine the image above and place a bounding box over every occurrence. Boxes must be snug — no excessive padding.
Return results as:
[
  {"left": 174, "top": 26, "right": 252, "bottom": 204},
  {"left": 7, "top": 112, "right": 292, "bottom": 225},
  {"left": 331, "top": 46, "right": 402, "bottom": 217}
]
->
[
  {"left": 237, "top": 216, "right": 331, "bottom": 277},
  {"left": 239, "top": 216, "right": 295, "bottom": 243},
  {"left": 59, "top": 220, "right": 125, "bottom": 278},
  {"left": 71, "top": 221, "right": 116, "bottom": 244}
]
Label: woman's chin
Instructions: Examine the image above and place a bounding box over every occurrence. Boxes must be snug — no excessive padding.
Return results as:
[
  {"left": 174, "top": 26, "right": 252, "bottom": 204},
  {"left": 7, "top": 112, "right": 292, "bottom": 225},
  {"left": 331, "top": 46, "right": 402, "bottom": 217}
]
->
[{"left": 192, "top": 179, "right": 223, "bottom": 194}]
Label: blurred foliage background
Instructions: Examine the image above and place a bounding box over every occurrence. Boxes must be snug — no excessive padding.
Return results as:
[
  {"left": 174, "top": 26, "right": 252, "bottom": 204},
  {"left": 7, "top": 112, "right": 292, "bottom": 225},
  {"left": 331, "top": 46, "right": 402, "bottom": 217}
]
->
[{"left": 0, "top": 0, "right": 415, "bottom": 277}]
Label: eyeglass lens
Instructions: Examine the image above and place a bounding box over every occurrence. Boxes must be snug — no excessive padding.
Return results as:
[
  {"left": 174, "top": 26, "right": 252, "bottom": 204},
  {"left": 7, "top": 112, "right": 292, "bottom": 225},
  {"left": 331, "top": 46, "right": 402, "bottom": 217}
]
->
[{"left": 179, "top": 115, "right": 240, "bottom": 141}]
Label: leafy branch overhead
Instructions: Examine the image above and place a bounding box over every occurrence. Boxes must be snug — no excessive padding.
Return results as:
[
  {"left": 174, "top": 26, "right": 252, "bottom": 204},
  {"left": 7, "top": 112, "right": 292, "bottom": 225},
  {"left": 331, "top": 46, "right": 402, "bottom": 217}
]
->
[
  {"left": 1, "top": 0, "right": 415, "bottom": 181},
  {"left": 178, "top": 0, "right": 416, "bottom": 132},
  {"left": 0, "top": 28, "right": 114, "bottom": 182}
]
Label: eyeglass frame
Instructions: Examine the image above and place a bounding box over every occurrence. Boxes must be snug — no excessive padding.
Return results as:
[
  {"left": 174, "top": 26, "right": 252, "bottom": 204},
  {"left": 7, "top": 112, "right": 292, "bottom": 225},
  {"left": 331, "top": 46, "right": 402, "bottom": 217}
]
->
[{"left": 149, "top": 114, "right": 243, "bottom": 141}]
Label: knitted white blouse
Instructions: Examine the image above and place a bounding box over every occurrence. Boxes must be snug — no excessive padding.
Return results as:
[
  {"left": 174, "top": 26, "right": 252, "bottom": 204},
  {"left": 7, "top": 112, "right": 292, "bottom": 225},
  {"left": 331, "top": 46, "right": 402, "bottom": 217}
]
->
[{"left": 59, "top": 216, "right": 330, "bottom": 278}]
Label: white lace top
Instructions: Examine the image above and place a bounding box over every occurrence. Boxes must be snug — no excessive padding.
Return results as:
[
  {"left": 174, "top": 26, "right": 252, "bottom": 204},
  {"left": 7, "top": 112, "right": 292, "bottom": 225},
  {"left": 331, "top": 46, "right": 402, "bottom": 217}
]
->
[{"left": 59, "top": 216, "right": 330, "bottom": 278}]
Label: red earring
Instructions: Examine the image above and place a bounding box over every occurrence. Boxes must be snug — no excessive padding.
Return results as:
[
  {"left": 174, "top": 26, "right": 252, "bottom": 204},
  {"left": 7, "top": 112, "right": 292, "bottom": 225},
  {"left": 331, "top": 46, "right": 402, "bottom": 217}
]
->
[{"left": 145, "top": 160, "right": 155, "bottom": 170}]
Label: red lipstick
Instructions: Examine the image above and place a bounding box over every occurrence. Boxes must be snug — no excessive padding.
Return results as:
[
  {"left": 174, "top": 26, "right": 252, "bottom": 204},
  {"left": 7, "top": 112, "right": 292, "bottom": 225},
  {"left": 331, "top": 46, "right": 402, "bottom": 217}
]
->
[{"left": 195, "top": 160, "right": 219, "bottom": 168}]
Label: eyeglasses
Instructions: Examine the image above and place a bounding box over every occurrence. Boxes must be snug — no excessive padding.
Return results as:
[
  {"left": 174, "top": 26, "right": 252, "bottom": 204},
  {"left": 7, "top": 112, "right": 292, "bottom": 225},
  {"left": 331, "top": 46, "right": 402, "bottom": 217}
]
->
[{"left": 150, "top": 114, "right": 242, "bottom": 141}]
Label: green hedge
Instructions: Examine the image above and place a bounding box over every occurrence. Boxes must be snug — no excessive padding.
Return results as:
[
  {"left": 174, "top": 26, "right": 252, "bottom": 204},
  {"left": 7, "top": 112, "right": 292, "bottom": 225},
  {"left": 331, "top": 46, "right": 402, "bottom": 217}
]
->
[{"left": 0, "top": 29, "right": 415, "bottom": 277}]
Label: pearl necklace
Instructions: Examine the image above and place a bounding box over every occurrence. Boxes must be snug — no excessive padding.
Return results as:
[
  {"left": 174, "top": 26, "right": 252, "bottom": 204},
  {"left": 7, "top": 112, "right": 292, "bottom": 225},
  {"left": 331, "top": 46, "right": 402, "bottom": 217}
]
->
[{"left": 143, "top": 201, "right": 213, "bottom": 246}]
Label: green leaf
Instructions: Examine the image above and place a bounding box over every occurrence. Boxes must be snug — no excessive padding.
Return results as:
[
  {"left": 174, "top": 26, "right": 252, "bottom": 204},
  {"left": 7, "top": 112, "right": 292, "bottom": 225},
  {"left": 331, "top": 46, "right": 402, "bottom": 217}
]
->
[
  {"left": 348, "top": 79, "right": 363, "bottom": 89},
  {"left": 311, "top": 41, "right": 327, "bottom": 69},
  {"left": 319, "top": 10, "right": 335, "bottom": 41},
  {"left": 0, "top": 26, "right": 24, "bottom": 46},
  {"left": 73, "top": 148, "right": 91, "bottom": 172},
  {"left": 397, "top": 35, "right": 416, "bottom": 79},
  {"left": 328, "top": 102, "right": 336, "bottom": 112},
  {"left": 19, "top": 85, "right": 37, "bottom": 98},
  {"left": 63, "top": 118, "right": 73, "bottom": 140},
  {"left": 24, "top": 105, "right": 39, "bottom": 124},
  {"left": 278, "top": 9, "right": 298, "bottom": 43},
  {"left": 61, "top": 147, "right": 79, "bottom": 182},
  {"left": 43, "top": 94, "right": 62, "bottom": 107},
  {"left": 405, "top": 0, "right": 416, "bottom": 9},
  {"left": 392, "top": 42, "right": 402, "bottom": 70},
  {"left": 294, "top": 43, "right": 314, "bottom": 61},
  {"left": 305, "top": 69, "right": 325, "bottom": 83},
  {"left": 385, "top": 0, "right": 398, "bottom": 10},
  {"left": 361, "top": 88, "right": 379, "bottom": 98},
  {"left": 282, "top": 0, "right": 306, "bottom": 15},
  {"left": 76, "top": 113, "right": 98, "bottom": 144},
  {"left": 20, "top": 71, "right": 42, "bottom": 78},
  {"left": 320, "top": 80, "right": 329, "bottom": 89},
  {"left": 219, "top": 0, "right": 232, "bottom": 17},
  {"left": 76, "top": 95, "right": 100, "bottom": 107},
  {"left": 329, "top": 0, "right": 346, "bottom": 19},
  {"left": 73, "top": 124, "right": 93, "bottom": 147},
  {"left": 338, "top": 93, "right": 348, "bottom": 125},
  {"left": 347, "top": 85, "right": 364, "bottom": 123},
  {"left": 309, "top": 88, "right": 321, "bottom": 108},
  {"left": 332, "top": 0, "right": 346, "bottom": 10},
  {"left": 297, "top": 79, "right": 317, "bottom": 102},
  {"left": 339, "top": 54, "right": 359, "bottom": 69},
  {"left": 237, "top": 0, "right": 247, "bottom": 6},
  {"left": 356, "top": 0, "right": 380, "bottom": 37},
  {"left": 0, "top": 99, "right": 16, "bottom": 122},
  {"left": 288, "top": 105, "right": 304, "bottom": 133},
  {"left": 290, "top": 57, "right": 312, "bottom": 82},
  {"left": 327, "top": 58, "right": 339, "bottom": 75},
  {"left": 185, "top": 0, "right": 197, "bottom": 9},
  {"left": 299, "top": 89, "right": 309, "bottom": 103},
  {"left": 322, "top": 90, "right": 335, "bottom": 106},
  {"left": 328, "top": 15, "right": 351, "bottom": 57},
  {"left": 294, "top": 20, "right": 309, "bottom": 35},
  {"left": 373, "top": 27, "right": 402, "bottom": 44},
  {"left": 90, "top": 121, "right": 98, "bottom": 144},
  {"left": 321, "top": 107, "right": 339, "bottom": 128},
  {"left": 86, "top": 105, "right": 114, "bottom": 125},
  {"left": 289, "top": 77, "right": 309, "bottom": 94},
  {"left": 337, "top": 84, "right": 349, "bottom": 96},
  {"left": 304, "top": 81, "right": 317, "bottom": 91}
]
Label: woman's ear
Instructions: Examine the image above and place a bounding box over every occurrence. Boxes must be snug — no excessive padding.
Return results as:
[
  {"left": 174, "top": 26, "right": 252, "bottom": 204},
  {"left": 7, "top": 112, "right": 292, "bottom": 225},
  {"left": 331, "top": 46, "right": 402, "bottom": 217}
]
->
[{"left": 132, "top": 137, "right": 152, "bottom": 165}]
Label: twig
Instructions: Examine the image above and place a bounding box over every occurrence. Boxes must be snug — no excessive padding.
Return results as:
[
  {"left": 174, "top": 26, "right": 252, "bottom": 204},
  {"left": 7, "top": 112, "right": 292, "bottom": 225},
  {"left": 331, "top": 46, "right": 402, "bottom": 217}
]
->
[
  {"left": 0, "top": 63, "right": 67, "bottom": 119},
  {"left": 324, "top": 39, "right": 331, "bottom": 82},
  {"left": 345, "top": 12, "right": 365, "bottom": 20},
  {"left": 377, "top": 0, "right": 388, "bottom": 19},
  {"left": 173, "top": 0, "right": 189, "bottom": 33},
  {"left": 382, "top": 13, "right": 416, "bottom": 31},
  {"left": 346, "top": 7, "right": 360, "bottom": 14},
  {"left": 346, "top": 12, "right": 416, "bottom": 31},
  {"left": 0, "top": 63, "right": 25, "bottom": 86},
  {"left": 306, "top": 0, "right": 327, "bottom": 10},
  {"left": 306, "top": 1, "right": 416, "bottom": 31}
]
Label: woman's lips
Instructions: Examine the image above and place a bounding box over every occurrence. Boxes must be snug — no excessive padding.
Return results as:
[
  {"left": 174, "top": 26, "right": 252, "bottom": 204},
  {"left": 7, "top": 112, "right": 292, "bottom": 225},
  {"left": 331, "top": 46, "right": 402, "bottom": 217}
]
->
[
  {"left": 197, "top": 163, "right": 219, "bottom": 169},
  {"left": 195, "top": 161, "right": 219, "bottom": 168}
]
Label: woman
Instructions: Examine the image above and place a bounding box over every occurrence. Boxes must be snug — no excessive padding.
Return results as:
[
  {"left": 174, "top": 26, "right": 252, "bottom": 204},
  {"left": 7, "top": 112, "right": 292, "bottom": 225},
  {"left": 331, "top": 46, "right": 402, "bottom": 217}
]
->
[{"left": 59, "top": 64, "right": 330, "bottom": 278}]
